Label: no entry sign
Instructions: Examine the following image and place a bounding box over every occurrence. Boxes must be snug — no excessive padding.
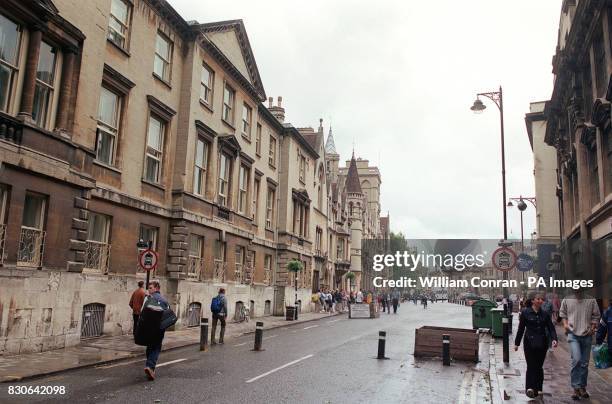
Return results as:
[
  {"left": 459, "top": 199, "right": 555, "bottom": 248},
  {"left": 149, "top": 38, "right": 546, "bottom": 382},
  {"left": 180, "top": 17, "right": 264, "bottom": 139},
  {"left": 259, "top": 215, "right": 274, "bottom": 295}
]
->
[
  {"left": 138, "top": 248, "right": 159, "bottom": 271},
  {"left": 492, "top": 247, "right": 517, "bottom": 272}
]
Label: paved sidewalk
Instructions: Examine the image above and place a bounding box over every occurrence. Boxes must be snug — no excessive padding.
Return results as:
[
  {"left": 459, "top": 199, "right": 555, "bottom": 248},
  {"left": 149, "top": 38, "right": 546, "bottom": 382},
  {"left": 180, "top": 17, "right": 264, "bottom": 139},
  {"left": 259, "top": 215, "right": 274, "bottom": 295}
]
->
[
  {"left": 490, "top": 323, "right": 612, "bottom": 403},
  {"left": 0, "top": 311, "right": 343, "bottom": 383}
]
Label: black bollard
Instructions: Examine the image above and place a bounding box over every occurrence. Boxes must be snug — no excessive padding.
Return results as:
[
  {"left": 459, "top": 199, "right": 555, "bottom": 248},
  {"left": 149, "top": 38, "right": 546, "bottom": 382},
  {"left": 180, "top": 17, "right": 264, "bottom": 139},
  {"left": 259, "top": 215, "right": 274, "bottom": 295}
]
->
[
  {"left": 200, "top": 318, "right": 209, "bottom": 351},
  {"left": 502, "top": 303, "right": 509, "bottom": 364},
  {"left": 377, "top": 331, "right": 387, "bottom": 359},
  {"left": 442, "top": 334, "right": 450, "bottom": 366},
  {"left": 253, "top": 321, "right": 264, "bottom": 351}
]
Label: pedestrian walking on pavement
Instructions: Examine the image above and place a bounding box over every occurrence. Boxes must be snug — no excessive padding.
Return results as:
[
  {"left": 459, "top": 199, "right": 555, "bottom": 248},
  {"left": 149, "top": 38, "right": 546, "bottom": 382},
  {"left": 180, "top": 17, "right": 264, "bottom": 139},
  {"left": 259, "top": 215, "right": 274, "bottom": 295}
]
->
[
  {"left": 128, "top": 280, "right": 146, "bottom": 339},
  {"left": 210, "top": 288, "right": 228, "bottom": 344},
  {"left": 596, "top": 299, "right": 612, "bottom": 352},
  {"left": 142, "top": 280, "right": 169, "bottom": 381},
  {"left": 560, "top": 289, "right": 601, "bottom": 400},
  {"left": 356, "top": 290, "right": 363, "bottom": 303},
  {"left": 514, "top": 292, "right": 558, "bottom": 399},
  {"left": 392, "top": 291, "right": 400, "bottom": 314},
  {"left": 421, "top": 296, "right": 427, "bottom": 309}
]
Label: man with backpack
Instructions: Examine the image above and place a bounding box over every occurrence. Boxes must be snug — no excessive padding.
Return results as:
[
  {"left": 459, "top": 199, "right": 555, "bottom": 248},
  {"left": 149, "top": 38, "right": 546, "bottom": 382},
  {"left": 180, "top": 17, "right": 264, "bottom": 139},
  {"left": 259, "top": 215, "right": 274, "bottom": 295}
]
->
[
  {"left": 211, "top": 288, "right": 228, "bottom": 344},
  {"left": 138, "top": 280, "right": 169, "bottom": 381}
]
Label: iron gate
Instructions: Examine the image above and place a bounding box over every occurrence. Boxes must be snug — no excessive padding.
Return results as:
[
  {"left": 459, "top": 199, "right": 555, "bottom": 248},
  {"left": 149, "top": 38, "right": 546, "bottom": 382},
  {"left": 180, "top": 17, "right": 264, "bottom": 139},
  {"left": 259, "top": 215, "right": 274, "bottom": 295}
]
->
[
  {"left": 81, "top": 303, "right": 105, "bottom": 339},
  {"left": 187, "top": 302, "right": 201, "bottom": 327}
]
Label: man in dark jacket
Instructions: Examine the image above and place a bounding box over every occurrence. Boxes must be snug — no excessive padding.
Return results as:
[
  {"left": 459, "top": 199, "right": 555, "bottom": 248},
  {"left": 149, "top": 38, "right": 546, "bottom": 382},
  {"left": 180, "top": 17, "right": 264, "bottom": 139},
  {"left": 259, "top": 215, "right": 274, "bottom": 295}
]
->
[
  {"left": 143, "top": 280, "right": 168, "bottom": 381},
  {"left": 211, "top": 288, "right": 228, "bottom": 344},
  {"left": 596, "top": 299, "right": 612, "bottom": 351}
]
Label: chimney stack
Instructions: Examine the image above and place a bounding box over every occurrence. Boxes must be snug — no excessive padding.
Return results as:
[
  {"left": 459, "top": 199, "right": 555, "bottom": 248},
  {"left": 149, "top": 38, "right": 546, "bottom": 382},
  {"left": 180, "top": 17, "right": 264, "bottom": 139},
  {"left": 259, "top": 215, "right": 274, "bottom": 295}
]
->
[{"left": 268, "top": 95, "right": 285, "bottom": 123}]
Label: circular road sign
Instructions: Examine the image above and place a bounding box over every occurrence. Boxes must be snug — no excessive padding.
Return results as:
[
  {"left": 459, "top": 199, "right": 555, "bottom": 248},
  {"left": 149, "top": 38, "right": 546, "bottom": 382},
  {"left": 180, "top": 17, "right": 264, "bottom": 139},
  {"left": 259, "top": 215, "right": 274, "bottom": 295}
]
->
[
  {"left": 138, "top": 248, "right": 159, "bottom": 271},
  {"left": 492, "top": 247, "right": 517, "bottom": 272},
  {"left": 516, "top": 253, "right": 535, "bottom": 272}
]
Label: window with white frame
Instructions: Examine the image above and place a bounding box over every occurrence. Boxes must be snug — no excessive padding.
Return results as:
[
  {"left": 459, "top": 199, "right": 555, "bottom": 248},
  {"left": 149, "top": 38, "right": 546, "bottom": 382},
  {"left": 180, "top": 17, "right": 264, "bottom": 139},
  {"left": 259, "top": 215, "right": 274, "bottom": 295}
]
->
[
  {"left": 193, "top": 137, "right": 209, "bottom": 195},
  {"left": 217, "top": 153, "right": 231, "bottom": 207},
  {"left": 242, "top": 103, "right": 252, "bottom": 139},
  {"left": 96, "top": 87, "right": 121, "bottom": 165},
  {"left": 144, "top": 114, "right": 164, "bottom": 183},
  {"left": 200, "top": 64, "right": 213, "bottom": 105},
  {"left": 153, "top": 32, "right": 172, "bottom": 82},
  {"left": 253, "top": 177, "right": 260, "bottom": 221},
  {"left": 299, "top": 153, "right": 306, "bottom": 183},
  {"left": 255, "top": 123, "right": 262, "bottom": 156},
  {"left": 264, "top": 254, "right": 272, "bottom": 285},
  {"left": 139, "top": 224, "right": 158, "bottom": 250},
  {"left": 32, "top": 42, "right": 57, "bottom": 128},
  {"left": 18, "top": 193, "right": 46, "bottom": 266},
  {"left": 85, "top": 213, "right": 111, "bottom": 272},
  {"left": 188, "top": 234, "right": 204, "bottom": 279},
  {"left": 108, "top": 0, "right": 131, "bottom": 50},
  {"left": 266, "top": 186, "right": 275, "bottom": 229},
  {"left": 235, "top": 245, "right": 245, "bottom": 283},
  {"left": 0, "top": 14, "right": 21, "bottom": 113},
  {"left": 268, "top": 135, "right": 276, "bottom": 167},
  {"left": 238, "top": 165, "right": 249, "bottom": 214},
  {"left": 222, "top": 83, "right": 235, "bottom": 124}
]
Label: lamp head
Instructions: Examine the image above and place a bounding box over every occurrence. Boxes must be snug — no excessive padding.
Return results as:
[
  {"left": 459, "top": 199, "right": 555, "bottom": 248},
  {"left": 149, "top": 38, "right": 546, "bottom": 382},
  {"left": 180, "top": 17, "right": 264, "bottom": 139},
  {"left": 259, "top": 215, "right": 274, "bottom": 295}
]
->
[
  {"left": 507, "top": 201, "right": 514, "bottom": 207},
  {"left": 471, "top": 98, "right": 486, "bottom": 113},
  {"left": 518, "top": 200, "right": 528, "bottom": 211}
]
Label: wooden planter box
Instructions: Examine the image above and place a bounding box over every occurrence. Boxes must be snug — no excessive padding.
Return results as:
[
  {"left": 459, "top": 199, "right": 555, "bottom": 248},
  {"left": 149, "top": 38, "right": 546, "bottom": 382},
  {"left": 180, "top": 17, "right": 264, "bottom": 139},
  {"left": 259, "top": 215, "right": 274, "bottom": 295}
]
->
[{"left": 414, "top": 326, "right": 479, "bottom": 362}]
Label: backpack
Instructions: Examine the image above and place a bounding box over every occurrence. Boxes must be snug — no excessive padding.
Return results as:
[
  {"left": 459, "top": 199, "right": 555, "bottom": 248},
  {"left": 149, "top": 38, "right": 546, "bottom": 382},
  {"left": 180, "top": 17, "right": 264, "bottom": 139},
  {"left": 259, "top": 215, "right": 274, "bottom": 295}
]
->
[{"left": 211, "top": 296, "right": 223, "bottom": 314}]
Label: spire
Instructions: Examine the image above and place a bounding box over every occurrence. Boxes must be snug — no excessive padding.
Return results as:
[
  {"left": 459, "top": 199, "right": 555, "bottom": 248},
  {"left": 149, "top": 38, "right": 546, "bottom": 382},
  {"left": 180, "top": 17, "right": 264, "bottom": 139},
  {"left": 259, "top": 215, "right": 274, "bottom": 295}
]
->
[
  {"left": 325, "top": 126, "right": 338, "bottom": 155},
  {"left": 345, "top": 154, "right": 362, "bottom": 194}
]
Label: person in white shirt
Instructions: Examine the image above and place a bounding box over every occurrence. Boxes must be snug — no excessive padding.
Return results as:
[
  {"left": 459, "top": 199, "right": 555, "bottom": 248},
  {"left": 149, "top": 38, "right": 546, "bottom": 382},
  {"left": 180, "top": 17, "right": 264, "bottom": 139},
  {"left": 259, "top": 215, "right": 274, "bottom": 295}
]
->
[{"left": 356, "top": 290, "right": 363, "bottom": 303}]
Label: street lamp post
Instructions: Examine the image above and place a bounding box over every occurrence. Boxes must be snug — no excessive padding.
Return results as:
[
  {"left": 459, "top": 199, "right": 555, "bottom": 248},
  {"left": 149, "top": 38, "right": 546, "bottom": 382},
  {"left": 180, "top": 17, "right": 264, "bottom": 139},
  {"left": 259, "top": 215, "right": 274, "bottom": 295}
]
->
[
  {"left": 507, "top": 196, "right": 537, "bottom": 251},
  {"left": 471, "top": 86, "right": 508, "bottom": 295}
]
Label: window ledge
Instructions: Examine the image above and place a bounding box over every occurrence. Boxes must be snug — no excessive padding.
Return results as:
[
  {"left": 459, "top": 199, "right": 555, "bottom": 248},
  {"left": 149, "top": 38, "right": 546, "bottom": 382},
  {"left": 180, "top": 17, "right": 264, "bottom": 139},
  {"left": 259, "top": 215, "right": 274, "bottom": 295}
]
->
[
  {"left": 93, "top": 159, "right": 122, "bottom": 174},
  {"left": 268, "top": 163, "right": 276, "bottom": 170},
  {"left": 199, "top": 99, "right": 214, "bottom": 113},
  {"left": 241, "top": 133, "right": 252, "bottom": 143},
  {"left": 152, "top": 73, "right": 172, "bottom": 89},
  {"left": 255, "top": 152, "right": 261, "bottom": 158},
  {"left": 107, "top": 39, "right": 131, "bottom": 57},
  {"left": 222, "top": 119, "right": 235, "bottom": 131},
  {"left": 141, "top": 178, "right": 166, "bottom": 191}
]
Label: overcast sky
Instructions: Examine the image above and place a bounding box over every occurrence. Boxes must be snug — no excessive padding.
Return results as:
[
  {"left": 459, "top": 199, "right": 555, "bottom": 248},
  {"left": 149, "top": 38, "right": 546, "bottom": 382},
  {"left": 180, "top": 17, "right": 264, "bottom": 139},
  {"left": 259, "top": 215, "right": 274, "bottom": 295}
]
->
[{"left": 172, "top": 0, "right": 562, "bottom": 239}]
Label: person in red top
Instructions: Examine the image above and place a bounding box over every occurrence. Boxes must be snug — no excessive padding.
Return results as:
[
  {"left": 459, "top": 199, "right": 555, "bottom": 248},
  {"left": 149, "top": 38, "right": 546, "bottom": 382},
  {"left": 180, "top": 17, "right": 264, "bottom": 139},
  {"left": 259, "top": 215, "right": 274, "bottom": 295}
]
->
[{"left": 129, "top": 281, "right": 146, "bottom": 338}]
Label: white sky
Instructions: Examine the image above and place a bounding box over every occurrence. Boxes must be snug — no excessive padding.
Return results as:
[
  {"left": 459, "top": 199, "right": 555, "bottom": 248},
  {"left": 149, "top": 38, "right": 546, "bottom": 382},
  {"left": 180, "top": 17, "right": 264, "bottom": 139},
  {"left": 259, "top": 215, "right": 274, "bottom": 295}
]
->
[{"left": 171, "top": 0, "right": 562, "bottom": 239}]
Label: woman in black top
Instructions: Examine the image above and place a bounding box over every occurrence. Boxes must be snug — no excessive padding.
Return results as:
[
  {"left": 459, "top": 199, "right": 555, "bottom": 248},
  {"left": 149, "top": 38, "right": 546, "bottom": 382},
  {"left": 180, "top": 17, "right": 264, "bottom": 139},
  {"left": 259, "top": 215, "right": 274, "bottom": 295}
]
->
[{"left": 514, "top": 292, "right": 558, "bottom": 399}]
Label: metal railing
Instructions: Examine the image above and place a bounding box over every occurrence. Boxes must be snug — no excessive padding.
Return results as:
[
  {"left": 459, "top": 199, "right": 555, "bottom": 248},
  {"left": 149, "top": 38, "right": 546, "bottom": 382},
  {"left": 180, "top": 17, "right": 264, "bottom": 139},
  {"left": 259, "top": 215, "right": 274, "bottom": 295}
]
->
[
  {"left": 187, "top": 256, "right": 204, "bottom": 280},
  {"left": 213, "top": 259, "right": 226, "bottom": 282},
  {"left": 17, "top": 227, "right": 45, "bottom": 267},
  {"left": 0, "top": 224, "right": 6, "bottom": 265},
  {"left": 235, "top": 263, "right": 244, "bottom": 284},
  {"left": 244, "top": 265, "right": 254, "bottom": 285},
  {"left": 263, "top": 268, "right": 272, "bottom": 286},
  {"left": 84, "top": 240, "right": 111, "bottom": 273}
]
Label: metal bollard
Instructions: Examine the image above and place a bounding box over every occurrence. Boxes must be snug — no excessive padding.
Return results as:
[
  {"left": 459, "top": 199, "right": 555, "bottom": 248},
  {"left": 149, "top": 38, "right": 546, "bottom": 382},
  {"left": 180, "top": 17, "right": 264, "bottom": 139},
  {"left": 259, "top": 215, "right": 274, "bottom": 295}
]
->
[
  {"left": 442, "top": 334, "right": 450, "bottom": 366},
  {"left": 253, "top": 321, "right": 264, "bottom": 351},
  {"left": 377, "top": 331, "right": 388, "bottom": 359},
  {"left": 502, "top": 314, "right": 509, "bottom": 364},
  {"left": 200, "top": 318, "right": 209, "bottom": 351}
]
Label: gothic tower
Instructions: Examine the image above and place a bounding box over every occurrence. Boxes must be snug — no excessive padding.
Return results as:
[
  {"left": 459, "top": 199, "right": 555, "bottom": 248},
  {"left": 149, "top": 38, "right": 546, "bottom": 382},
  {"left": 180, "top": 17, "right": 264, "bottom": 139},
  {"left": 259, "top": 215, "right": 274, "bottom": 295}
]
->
[{"left": 345, "top": 152, "right": 364, "bottom": 290}]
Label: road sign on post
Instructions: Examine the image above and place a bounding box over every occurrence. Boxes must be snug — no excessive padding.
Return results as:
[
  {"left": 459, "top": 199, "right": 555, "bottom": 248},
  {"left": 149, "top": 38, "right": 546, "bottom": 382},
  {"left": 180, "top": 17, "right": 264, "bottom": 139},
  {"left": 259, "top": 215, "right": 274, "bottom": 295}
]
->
[
  {"left": 139, "top": 248, "right": 159, "bottom": 271},
  {"left": 492, "top": 247, "right": 517, "bottom": 272}
]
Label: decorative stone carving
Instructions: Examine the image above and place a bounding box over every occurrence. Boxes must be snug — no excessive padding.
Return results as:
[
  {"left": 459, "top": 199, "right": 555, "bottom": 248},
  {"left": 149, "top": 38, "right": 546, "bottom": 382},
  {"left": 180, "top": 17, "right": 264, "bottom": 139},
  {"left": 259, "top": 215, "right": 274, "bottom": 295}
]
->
[
  {"left": 591, "top": 98, "right": 610, "bottom": 129},
  {"left": 580, "top": 124, "right": 597, "bottom": 150}
]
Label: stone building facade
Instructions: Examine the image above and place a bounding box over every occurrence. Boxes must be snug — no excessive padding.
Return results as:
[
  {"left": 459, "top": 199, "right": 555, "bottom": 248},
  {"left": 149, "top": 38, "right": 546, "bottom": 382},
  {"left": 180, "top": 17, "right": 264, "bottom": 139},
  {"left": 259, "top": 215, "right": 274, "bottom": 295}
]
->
[
  {"left": 542, "top": 0, "right": 612, "bottom": 308},
  {"left": 0, "top": 0, "right": 388, "bottom": 355}
]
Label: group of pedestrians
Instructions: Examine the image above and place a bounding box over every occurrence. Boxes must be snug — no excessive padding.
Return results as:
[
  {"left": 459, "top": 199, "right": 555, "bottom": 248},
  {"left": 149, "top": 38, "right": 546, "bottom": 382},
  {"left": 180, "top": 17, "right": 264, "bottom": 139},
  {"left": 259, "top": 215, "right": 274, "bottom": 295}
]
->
[
  {"left": 514, "top": 290, "right": 603, "bottom": 401},
  {"left": 128, "top": 282, "right": 228, "bottom": 382},
  {"left": 377, "top": 290, "right": 401, "bottom": 314},
  {"left": 312, "top": 289, "right": 348, "bottom": 313}
]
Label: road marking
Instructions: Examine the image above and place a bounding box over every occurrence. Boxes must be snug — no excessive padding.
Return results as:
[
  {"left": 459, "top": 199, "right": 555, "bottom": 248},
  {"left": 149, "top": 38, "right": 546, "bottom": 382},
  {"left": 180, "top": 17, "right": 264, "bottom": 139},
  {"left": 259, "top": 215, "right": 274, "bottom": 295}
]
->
[
  {"left": 246, "top": 354, "right": 314, "bottom": 383},
  {"left": 234, "top": 342, "right": 249, "bottom": 347},
  {"left": 156, "top": 358, "right": 187, "bottom": 367},
  {"left": 263, "top": 334, "right": 278, "bottom": 340},
  {"left": 303, "top": 325, "right": 319, "bottom": 330},
  {"left": 457, "top": 370, "right": 472, "bottom": 404},
  {"left": 327, "top": 319, "right": 341, "bottom": 324},
  {"left": 96, "top": 359, "right": 142, "bottom": 369}
]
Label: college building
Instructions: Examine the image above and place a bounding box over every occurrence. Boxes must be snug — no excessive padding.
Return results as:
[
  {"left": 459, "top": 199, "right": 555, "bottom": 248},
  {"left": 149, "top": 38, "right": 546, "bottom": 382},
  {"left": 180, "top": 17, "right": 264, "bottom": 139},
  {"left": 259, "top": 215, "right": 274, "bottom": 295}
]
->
[{"left": 0, "top": 0, "right": 387, "bottom": 354}]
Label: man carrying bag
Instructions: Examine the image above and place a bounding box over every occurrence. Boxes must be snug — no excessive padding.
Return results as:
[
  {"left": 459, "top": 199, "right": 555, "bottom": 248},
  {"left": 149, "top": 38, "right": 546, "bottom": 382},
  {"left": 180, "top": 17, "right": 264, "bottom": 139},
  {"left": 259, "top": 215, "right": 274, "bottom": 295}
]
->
[{"left": 134, "top": 280, "right": 177, "bottom": 381}]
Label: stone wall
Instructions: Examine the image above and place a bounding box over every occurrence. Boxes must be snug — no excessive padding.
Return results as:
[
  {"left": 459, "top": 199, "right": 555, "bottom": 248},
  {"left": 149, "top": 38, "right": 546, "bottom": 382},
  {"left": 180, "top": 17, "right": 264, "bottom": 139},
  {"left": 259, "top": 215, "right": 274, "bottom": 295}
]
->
[{"left": 0, "top": 269, "right": 311, "bottom": 355}]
